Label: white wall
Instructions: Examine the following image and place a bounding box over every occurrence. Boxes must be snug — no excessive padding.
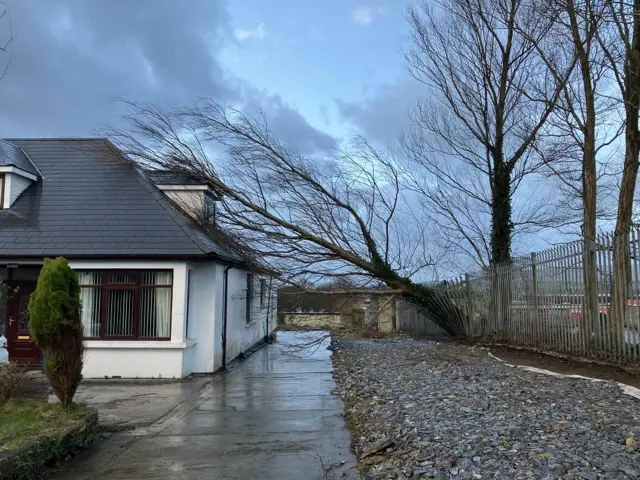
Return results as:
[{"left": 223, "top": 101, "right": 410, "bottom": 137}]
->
[
  {"left": 163, "top": 190, "right": 204, "bottom": 218},
  {"left": 212, "top": 265, "right": 225, "bottom": 370},
  {"left": 83, "top": 343, "right": 187, "bottom": 379},
  {"left": 184, "top": 263, "right": 217, "bottom": 373},
  {"left": 69, "top": 260, "right": 194, "bottom": 378},
  {"left": 223, "top": 267, "right": 275, "bottom": 363},
  {"left": 8, "top": 173, "right": 32, "bottom": 206},
  {"left": 2, "top": 172, "right": 34, "bottom": 209},
  {"left": 66, "top": 259, "right": 276, "bottom": 378}
]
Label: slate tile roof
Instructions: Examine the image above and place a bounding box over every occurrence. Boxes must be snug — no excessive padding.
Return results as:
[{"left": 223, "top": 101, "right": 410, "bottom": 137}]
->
[
  {"left": 0, "top": 138, "right": 242, "bottom": 260},
  {"left": 0, "top": 139, "right": 39, "bottom": 176}
]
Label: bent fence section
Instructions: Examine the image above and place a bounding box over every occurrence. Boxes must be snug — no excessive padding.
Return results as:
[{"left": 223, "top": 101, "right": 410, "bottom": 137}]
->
[{"left": 399, "top": 229, "right": 640, "bottom": 365}]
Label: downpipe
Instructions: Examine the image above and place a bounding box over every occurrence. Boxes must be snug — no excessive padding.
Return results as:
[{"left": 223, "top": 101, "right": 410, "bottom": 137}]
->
[{"left": 221, "top": 265, "right": 232, "bottom": 370}]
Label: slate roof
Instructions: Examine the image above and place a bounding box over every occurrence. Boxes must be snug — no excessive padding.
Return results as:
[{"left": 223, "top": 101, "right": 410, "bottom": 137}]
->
[
  {"left": 149, "top": 171, "right": 209, "bottom": 186},
  {"left": 0, "top": 138, "right": 243, "bottom": 260},
  {"left": 0, "top": 139, "right": 39, "bottom": 176}
]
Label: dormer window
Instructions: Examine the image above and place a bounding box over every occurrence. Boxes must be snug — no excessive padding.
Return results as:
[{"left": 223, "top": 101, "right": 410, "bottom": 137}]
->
[
  {"left": 0, "top": 140, "right": 40, "bottom": 209},
  {"left": 204, "top": 196, "right": 216, "bottom": 224},
  {"left": 149, "top": 170, "right": 221, "bottom": 225}
]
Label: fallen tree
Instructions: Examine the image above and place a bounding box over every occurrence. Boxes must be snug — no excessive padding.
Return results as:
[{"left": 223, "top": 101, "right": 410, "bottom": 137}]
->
[{"left": 109, "top": 100, "right": 469, "bottom": 335}]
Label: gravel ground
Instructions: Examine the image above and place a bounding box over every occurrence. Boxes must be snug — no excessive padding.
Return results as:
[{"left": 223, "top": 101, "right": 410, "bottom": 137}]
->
[{"left": 331, "top": 338, "right": 640, "bottom": 479}]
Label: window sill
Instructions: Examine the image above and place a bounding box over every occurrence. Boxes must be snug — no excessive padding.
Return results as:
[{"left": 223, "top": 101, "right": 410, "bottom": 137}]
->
[{"left": 85, "top": 339, "right": 197, "bottom": 350}]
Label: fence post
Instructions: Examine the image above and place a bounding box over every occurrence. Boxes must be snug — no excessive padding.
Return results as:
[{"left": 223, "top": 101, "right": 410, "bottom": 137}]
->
[
  {"left": 531, "top": 252, "right": 539, "bottom": 341},
  {"left": 465, "top": 273, "right": 473, "bottom": 337},
  {"left": 585, "top": 236, "right": 600, "bottom": 349}
]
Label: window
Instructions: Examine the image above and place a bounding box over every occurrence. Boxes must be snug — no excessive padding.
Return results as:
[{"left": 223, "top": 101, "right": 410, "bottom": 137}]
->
[
  {"left": 246, "top": 273, "right": 253, "bottom": 324},
  {"left": 79, "top": 270, "right": 172, "bottom": 339},
  {"left": 204, "top": 197, "right": 216, "bottom": 224},
  {"left": 260, "top": 279, "right": 267, "bottom": 308}
]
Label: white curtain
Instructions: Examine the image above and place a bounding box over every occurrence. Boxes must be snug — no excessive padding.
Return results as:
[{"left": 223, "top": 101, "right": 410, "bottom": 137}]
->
[
  {"left": 78, "top": 272, "right": 100, "bottom": 337},
  {"left": 152, "top": 272, "right": 171, "bottom": 338}
]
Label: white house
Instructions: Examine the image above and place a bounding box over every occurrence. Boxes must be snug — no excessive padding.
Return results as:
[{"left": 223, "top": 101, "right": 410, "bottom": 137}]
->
[{"left": 0, "top": 138, "right": 276, "bottom": 378}]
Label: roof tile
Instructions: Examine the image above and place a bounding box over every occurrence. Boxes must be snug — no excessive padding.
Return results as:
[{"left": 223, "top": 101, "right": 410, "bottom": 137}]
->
[{"left": 0, "top": 138, "right": 241, "bottom": 260}]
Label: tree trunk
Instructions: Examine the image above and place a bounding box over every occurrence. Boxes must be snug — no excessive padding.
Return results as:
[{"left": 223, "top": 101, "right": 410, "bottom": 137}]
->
[
  {"left": 490, "top": 163, "right": 513, "bottom": 331},
  {"left": 581, "top": 64, "right": 599, "bottom": 350},
  {"left": 610, "top": 0, "right": 640, "bottom": 360},
  {"left": 491, "top": 164, "right": 513, "bottom": 264},
  {"left": 610, "top": 130, "right": 639, "bottom": 357}
]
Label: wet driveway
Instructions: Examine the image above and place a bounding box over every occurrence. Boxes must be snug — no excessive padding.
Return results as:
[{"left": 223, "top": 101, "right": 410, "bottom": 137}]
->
[{"left": 47, "top": 331, "right": 359, "bottom": 480}]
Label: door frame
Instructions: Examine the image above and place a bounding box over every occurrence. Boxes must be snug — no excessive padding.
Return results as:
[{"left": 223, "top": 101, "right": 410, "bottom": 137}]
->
[{"left": 6, "top": 281, "right": 41, "bottom": 365}]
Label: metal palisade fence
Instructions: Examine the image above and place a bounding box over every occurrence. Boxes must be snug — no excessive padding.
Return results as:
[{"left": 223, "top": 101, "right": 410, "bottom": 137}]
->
[{"left": 398, "top": 227, "right": 640, "bottom": 364}]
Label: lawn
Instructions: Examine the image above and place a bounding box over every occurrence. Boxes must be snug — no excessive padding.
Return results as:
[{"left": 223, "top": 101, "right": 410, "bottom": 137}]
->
[{"left": 0, "top": 398, "right": 91, "bottom": 451}]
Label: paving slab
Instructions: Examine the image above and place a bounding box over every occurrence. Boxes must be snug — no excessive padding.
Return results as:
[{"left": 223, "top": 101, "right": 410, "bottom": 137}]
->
[{"left": 46, "top": 331, "right": 359, "bottom": 480}]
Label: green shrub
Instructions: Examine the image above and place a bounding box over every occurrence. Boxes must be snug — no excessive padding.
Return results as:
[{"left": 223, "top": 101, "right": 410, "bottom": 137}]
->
[
  {"left": 29, "top": 257, "right": 84, "bottom": 406},
  {"left": 0, "top": 362, "right": 26, "bottom": 406}
]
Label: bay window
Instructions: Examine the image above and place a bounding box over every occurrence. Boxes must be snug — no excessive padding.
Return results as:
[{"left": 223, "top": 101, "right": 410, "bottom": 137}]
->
[{"left": 79, "top": 270, "right": 172, "bottom": 339}]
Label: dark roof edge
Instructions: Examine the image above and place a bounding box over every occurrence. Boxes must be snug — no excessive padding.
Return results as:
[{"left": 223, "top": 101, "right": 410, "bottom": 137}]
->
[
  {"left": 4, "top": 137, "right": 109, "bottom": 141},
  {"left": 18, "top": 147, "right": 44, "bottom": 178},
  {"left": 0, "top": 252, "right": 251, "bottom": 266}
]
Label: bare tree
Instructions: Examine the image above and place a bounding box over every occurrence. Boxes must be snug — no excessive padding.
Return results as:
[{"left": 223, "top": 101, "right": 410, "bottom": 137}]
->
[
  {"left": 517, "top": 0, "right": 623, "bottom": 344},
  {"left": 0, "top": 2, "right": 13, "bottom": 81},
  {"left": 599, "top": 0, "right": 640, "bottom": 342},
  {"left": 108, "top": 100, "right": 469, "bottom": 335},
  {"left": 404, "top": 0, "right": 572, "bottom": 267}
]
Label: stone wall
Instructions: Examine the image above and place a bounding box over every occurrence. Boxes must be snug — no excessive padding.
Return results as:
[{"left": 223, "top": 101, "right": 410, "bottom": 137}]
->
[
  {"left": 284, "top": 312, "right": 362, "bottom": 329},
  {"left": 365, "top": 295, "right": 397, "bottom": 332}
]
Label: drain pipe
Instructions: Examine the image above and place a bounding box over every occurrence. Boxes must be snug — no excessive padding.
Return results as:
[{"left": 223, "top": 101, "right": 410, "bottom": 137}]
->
[
  {"left": 265, "top": 276, "right": 273, "bottom": 342},
  {"left": 221, "top": 265, "right": 232, "bottom": 370}
]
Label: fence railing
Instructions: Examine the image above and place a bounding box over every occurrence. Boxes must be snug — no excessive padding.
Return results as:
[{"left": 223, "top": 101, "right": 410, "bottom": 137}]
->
[
  {"left": 401, "top": 228, "right": 640, "bottom": 364},
  {"left": 396, "top": 296, "right": 451, "bottom": 338}
]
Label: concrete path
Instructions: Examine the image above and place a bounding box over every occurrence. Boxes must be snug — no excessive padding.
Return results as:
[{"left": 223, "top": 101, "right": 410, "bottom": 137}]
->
[{"left": 47, "top": 332, "right": 359, "bottom": 480}]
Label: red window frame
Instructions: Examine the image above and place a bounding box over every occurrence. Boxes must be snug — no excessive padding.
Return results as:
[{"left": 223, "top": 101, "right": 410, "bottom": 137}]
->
[
  {"left": 0, "top": 174, "right": 5, "bottom": 209},
  {"left": 79, "top": 270, "right": 173, "bottom": 340}
]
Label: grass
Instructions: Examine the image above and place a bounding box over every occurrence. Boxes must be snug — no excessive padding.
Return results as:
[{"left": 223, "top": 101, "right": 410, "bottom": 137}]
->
[{"left": 0, "top": 398, "right": 90, "bottom": 451}]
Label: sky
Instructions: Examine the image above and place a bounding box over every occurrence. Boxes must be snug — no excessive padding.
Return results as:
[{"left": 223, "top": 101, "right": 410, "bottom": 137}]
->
[
  {"left": 0, "top": 0, "right": 417, "bottom": 149},
  {"left": 0, "top": 0, "right": 589, "bottom": 270}
]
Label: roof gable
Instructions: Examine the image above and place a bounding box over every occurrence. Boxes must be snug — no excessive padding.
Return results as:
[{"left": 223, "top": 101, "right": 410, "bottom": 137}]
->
[{"left": 0, "top": 139, "right": 39, "bottom": 176}]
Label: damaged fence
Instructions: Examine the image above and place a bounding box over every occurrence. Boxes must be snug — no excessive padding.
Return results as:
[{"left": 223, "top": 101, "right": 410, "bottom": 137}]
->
[{"left": 402, "top": 228, "right": 640, "bottom": 364}]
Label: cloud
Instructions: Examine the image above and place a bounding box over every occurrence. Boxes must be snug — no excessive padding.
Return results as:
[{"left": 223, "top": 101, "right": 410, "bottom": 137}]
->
[
  {"left": 335, "top": 76, "right": 426, "bottom": 143},
  {"left": 351, "top": 6, "right": 386, "bottom": 26},
  {"left": 234, "top": 22, "right": 266, "bottom": 41},
  {"left": 0, "top": 1, "right": 334, "bottom": 154},
  {"left": 242, "top": 89, "right": 338, "bottom": 153}
]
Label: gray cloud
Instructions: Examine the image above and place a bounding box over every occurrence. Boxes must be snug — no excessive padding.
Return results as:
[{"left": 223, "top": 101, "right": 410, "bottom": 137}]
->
[
  {"left": 258, "top": 94, "right": 337, "bottom": 152},
  {"left": 0, "top": 0, "right": 333, "bottom": 153},
  {"left": 335, "top": 76, "right": 426, "bottom": 144}
]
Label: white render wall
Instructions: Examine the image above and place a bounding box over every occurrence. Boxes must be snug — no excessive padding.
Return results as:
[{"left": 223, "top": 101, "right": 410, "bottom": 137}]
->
[
  {"left": 2, "top": 171, "right": 34, "bottom": 209},
  {"left": 184, "top": 262, "right": 217, "bottom": 373},
  {"left": 163, "top": 190, "right": 204, "bottom": 219},
  {"left": 69, "top": 260, "right": 194, "bottom": 378},
  {"left": 67, "top": 259, "right": 276, "bottom": 378},
  {"left": 9, "top": 173, "right": 32, "bottom": 206},
  {"left": 223, "top": 267, "right": 274, "bottom": 363},
  {"left": 82, "top": 342, "right": 191, "bottom": 379}
]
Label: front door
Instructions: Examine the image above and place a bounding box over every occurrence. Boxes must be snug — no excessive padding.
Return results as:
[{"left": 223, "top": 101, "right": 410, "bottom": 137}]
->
[{"left": 6, "top": 282, "right": 40, "bottom": 365}]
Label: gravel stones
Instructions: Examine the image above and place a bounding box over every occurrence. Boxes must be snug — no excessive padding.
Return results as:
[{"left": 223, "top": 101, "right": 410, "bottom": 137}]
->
[{"left": 331, "top": 339, "right": 640, "bottom": 479}]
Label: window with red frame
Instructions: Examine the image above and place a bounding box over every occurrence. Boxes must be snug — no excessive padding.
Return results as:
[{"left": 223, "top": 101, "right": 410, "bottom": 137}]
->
[{"left": 78, "top": 270, "right": 173, "bottom": 339}]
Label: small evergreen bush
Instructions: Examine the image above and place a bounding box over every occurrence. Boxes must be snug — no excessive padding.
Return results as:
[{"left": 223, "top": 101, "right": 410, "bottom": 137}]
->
[{"left": 29, "top": 257, "right": 84, "bottom": 406}]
